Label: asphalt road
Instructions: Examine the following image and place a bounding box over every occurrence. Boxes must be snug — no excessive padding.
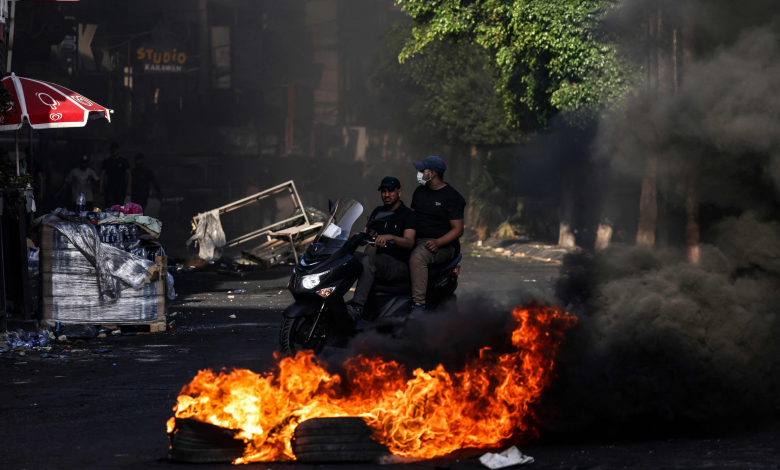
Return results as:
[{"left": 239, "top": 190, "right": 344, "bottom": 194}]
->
[{"left": 2, "top": 255, "right": 779, "bottom": 470}]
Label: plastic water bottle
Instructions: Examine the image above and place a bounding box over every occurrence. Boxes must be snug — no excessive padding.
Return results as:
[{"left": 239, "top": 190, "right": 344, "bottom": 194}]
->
[
  {"left": 120, "top": 225, "right": 129, "bottom": 249},
  {"left": 76, "top": 191, "right": 86, "bottom": 212}
]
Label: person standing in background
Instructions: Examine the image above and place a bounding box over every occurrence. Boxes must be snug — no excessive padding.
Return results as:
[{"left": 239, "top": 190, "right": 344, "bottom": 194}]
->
[
  {"left": 100, "top": 142, "right": 131, "bottom": 207},
  {"left": 56, "top": 155, "right": 98, "bottom": 209},
  {"left": 130, "top": 153, "right": 161, "bottom": 210}
]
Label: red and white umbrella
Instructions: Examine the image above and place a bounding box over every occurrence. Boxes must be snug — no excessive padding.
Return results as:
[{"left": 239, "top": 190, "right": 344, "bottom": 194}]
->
[{"left": 0, "top": 73, "right": 112, "bottom": 130}]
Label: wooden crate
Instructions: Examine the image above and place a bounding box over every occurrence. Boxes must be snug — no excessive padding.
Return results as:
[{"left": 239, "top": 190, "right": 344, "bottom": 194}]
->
[{"left": 40, "top": 225, "right": 167, "bottom": 327}]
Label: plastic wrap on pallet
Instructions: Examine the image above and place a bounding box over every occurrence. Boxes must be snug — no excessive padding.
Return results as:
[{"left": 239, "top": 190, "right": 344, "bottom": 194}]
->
[
  {"left": 41, "top": 209, "right": 154, "bottom": 301},
  {"left": 48, "top": 293, "right": 161, "bottom": 323},
  {"left": 49, "top": 272, "right": 159, "bottom": 298},
  {"left": 166, "top": 272, "right": 176, "bottom": 300},
  {"left": 187, "top": 209, "right": 226, "bottom": 262}
]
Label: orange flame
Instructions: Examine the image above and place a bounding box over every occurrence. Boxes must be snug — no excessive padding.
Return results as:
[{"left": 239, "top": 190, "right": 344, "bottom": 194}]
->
[{"left": 167, "top": 304, "right": 577, "bottom": 463}]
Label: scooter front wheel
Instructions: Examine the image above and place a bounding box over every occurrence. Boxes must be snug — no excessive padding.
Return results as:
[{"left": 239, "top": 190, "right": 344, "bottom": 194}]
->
[{"left": 279, "top": 316, "right": 328, "bottom": 355}]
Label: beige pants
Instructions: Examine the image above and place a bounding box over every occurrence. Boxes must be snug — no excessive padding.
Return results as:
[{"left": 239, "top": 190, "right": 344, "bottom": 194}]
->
[{"left": 409, "top": 238, "right": 456, "bottom": 304}]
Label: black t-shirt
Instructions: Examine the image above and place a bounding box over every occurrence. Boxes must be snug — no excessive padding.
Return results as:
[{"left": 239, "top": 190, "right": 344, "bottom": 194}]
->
[
  {"left": 101, "top": 157, "right": 130, "bottom": 193},
  {"left": 411, "top": 183, "right": 466, "bottom": 249},
  {"left": 367, "top": 202, "right": 417, "bottom": 262}
]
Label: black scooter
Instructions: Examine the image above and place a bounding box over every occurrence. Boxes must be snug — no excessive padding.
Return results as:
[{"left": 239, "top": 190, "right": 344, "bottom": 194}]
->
[{"left": 279, "top": 198, "right": 461, "bottom": 354}]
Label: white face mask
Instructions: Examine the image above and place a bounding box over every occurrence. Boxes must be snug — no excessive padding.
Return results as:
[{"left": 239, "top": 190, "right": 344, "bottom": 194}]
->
[{"left": 417, "top": 171, "right": 427, "bottom": 185}]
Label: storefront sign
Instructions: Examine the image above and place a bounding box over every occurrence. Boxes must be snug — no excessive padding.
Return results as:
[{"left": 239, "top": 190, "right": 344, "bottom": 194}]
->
[{"left": 137, "top": 44, "right": 187, "bottom": 73}]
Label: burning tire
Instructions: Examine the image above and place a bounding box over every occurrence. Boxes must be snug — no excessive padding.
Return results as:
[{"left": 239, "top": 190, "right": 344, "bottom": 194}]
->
[
  {"left": 292, "top": 417, "right": 390, "bottom": 463},
  {"left": 168, "top": 417, "right": 246, "bottom": 463},
  {"left": 279, "top": 316, "right": 327, "bottom": 354}
]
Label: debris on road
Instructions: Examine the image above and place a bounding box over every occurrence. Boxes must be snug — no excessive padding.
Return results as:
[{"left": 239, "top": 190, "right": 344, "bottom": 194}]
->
[
  {"left": 234, "top": 289, "right": 246, "bottom": 294},
  {"left": 479, "top": 446, "right": 534, "bottom": 469},
  {"left": 2, "top": 329, "right": 53, "bottom": 349},
  {"left": 187, "top": 209, "right": 226, "bottom": 262},
  {"left": 471, "top": 238, "right": 578, "bottom": 264},
  {"left": 58, "top": 324, "right": 96, "bottom": 339},
  {"left": 228, "top": 314, "right": 236, "bottom": 319}
]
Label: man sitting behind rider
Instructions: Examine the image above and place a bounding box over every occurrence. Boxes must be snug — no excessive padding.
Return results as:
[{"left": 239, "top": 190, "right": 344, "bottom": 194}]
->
[
  {"left": 347, "top": 176, "right": 417, "bottom": 321},
  {"left": 409, "top": 156, "right": 465, "bottom": 310}
]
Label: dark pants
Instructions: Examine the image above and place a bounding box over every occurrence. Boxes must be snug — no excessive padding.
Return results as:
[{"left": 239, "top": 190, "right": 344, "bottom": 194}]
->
[
  {"left": 410, "top": 239, "right": 456, "bottom": 304},
  {"left": 352, "top": 252, "right": 410, "bottom": 306}
]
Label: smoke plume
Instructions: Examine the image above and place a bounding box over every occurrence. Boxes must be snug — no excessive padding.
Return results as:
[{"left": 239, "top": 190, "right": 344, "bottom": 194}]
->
[
  {"left": 543, "top": 1, "right": 780, "bottom": 435},
  {"left": 549, "top": 217, "right": 780, "bottom": 435},
  {"left": 327, "top": 295, "right": 528, "bottom": 373}
]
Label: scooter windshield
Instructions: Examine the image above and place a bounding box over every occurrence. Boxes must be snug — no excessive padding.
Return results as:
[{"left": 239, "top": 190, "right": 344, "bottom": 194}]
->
[{"left": 315, "top": 198, "right": 363, "bottom": 244}]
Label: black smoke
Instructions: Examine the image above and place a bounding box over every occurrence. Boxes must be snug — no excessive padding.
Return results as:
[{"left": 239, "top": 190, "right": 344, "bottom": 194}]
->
[
  {"left": 540, "top": 1, "right": 780, "bottom": 436},
  {"left": 548, "top": 216, "right": 780, "bottom": 436},
  {"left": 324, "top": 295, "right": 526, "bottom": 373}
]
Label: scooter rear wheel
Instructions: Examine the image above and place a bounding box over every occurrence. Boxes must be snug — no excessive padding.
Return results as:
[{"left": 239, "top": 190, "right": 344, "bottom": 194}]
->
[{"left": 279, "top": 317, "right": 327, "bottom": 355}]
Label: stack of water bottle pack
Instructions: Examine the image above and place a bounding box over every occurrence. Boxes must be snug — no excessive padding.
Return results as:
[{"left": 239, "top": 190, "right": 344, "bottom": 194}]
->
[
  {"left": 76, "top": 210, "right": 166, "bottom": 262},
  {"left": 40, "top": 195, "right": 168, "bottom": 326}
]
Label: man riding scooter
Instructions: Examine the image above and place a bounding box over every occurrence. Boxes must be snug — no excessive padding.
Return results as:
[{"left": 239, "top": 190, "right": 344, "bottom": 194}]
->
[
  {"left": 347, "top": 176, "right": 417, "bottom": 321},
  {"left": 409, "top": 156, "right": 466, "bottom": 310}
]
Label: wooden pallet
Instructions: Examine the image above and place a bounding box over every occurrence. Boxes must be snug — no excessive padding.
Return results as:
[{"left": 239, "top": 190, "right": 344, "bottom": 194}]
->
[
  {"left": 94, "top": 320, "right": 168, "bottom": 334},
  {"left": 242, "top": 231, "right": 318, "bottom": 267}
]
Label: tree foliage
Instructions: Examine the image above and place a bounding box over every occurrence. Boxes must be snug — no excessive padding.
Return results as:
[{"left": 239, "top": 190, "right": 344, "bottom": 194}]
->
[
  {"left": 373, "top": 19, "right": 520, "bottom": 147},
  {"left": 397, "top": 0, "right": 640, "bottom": 126}
]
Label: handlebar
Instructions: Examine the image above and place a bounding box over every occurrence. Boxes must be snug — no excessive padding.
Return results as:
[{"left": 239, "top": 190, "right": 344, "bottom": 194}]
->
[{"left": 358, "top": 231, "right": 395, "bottom": 246}]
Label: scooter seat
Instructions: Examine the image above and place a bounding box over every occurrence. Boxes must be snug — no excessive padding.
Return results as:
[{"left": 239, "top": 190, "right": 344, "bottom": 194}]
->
[
  {"left": 373, "top": 254, "right": 462, "bottom": 295},
  {"left": 374, "top": 280, "right": 412, "bottom": 294}
]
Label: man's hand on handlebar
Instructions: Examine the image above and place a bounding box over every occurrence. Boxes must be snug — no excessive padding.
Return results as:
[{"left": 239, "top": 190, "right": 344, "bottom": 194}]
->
[{"left": 375, "top": 234, "right": 395, "bottom": 247}]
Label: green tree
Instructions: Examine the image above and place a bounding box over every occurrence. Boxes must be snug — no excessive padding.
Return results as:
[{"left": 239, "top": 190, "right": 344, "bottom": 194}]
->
[
  {"left": 373, "top": 19, "right": 522, "bottom": 239},
  {"left": 373, "top": 19, "right": 520, "bottom": 148},
  {"left": 397, "top": 0, "right": 640, "bottom": 127}
]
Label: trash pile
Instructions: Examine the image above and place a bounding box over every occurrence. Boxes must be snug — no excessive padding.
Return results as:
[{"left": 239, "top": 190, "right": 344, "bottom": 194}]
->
[
  {"left": 2, "top": 328, "right": 54, "bottom": 349},
  {"left": 0, "top": 323, "right": 132, "bottom": 362}
]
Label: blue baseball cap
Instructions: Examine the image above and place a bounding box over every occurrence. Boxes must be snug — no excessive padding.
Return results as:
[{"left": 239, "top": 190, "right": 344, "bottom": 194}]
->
[
  {"left": 413, "top": 156, "right": 446, "bottom": 175},
  {"left": 378, "top": 176, "right": 401, "bottom": 191}
]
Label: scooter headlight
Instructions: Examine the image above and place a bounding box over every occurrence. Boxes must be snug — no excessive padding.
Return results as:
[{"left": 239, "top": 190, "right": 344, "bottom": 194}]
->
[{"left": 301, "top": 270, "right": 330, "bottom": 290}]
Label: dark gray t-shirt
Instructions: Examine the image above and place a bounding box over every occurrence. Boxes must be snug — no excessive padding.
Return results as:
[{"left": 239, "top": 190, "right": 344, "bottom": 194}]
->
[{"left": 368, "top": 202, "right": 417, "bottom": 262}]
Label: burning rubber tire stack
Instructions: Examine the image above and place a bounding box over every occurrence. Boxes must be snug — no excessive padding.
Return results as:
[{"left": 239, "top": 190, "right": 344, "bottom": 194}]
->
[
  {"left": 168, "top": 417, "right": 246, "bottom": 463},
  {"left": 293, "top": 417, "right": 391, "bottom": 462}
]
